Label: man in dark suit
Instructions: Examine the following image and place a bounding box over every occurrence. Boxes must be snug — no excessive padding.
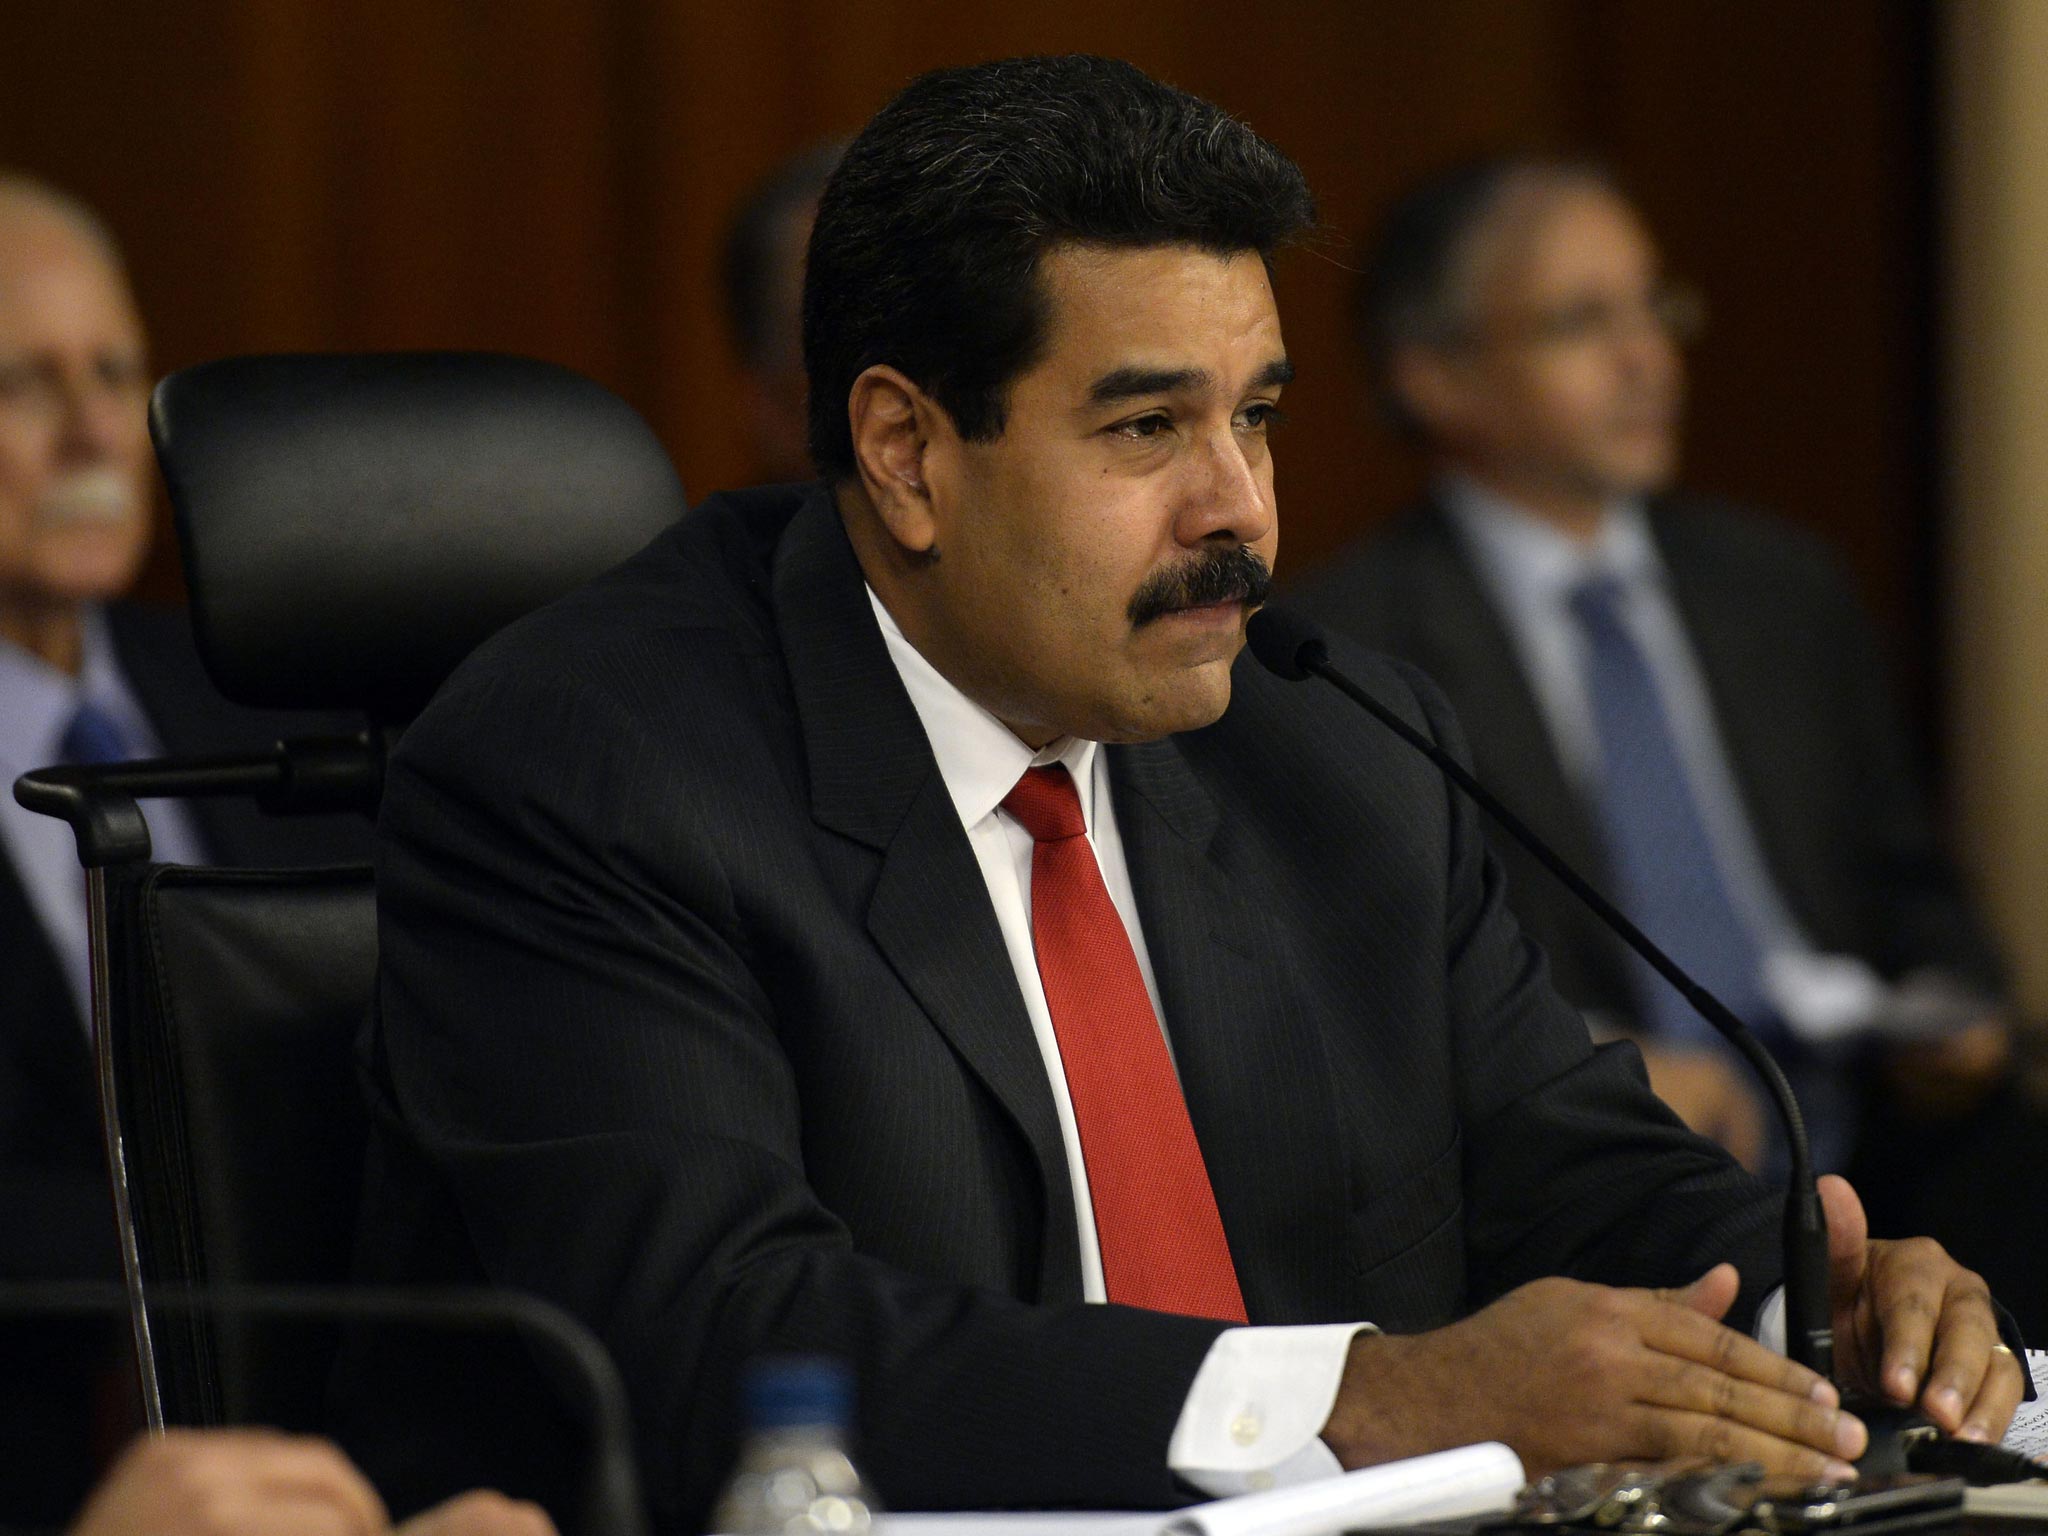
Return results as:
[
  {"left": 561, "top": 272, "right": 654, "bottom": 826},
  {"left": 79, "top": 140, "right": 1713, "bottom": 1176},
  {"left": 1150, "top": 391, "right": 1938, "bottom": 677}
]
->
[
  {"left": 1291, "top": 159, "right": 2039, "bottom": 1323},
  {"left": 0, "top": 174, "right": 368, "bottom": 1523},
  {"left": 353, "top": 63, "right": 2025, "bottom": 1534}
]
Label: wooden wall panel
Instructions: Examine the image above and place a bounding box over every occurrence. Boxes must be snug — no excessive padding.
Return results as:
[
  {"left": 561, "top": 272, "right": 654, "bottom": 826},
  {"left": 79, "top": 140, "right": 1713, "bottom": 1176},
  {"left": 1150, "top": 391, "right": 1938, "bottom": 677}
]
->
[
  {"left": 0, "top": 0, "right": 1937, "bottom": 704},
  {"left": 1591, "top": 0, "right": 1936, "bottom": 708},
  {"left": 621, "top": 0, "right": 1604, "bottom": 568}
]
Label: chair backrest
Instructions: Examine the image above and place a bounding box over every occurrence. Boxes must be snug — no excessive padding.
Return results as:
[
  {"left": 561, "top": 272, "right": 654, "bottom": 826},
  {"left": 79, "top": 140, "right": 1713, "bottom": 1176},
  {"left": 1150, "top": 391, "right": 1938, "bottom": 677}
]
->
[
  {"left": 151, "top": 350, "right": 689, "bottom": 724},
  {"left": 17, "top": 352, "right": 687, "bottom": 1463},
  {"left": 101, "top": 862, "right": 377, "bottom": 1427}
]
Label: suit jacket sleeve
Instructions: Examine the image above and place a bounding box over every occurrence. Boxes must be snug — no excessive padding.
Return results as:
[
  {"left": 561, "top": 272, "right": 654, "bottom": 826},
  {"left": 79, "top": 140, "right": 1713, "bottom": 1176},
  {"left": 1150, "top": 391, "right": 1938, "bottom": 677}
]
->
[
  {"left": 1359, "top": 657, "right": 1782, "bottom": 1312},
  {"left": 1809, "top": 568, "right": 2005, "bottom": 994}
]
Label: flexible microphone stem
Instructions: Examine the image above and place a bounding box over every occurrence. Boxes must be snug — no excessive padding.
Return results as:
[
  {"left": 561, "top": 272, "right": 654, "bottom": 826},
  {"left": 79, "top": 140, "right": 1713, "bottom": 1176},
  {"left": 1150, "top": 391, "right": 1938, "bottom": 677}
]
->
[{"left": 1245, "top": 605, "right": 1834, "bottom": 1379}]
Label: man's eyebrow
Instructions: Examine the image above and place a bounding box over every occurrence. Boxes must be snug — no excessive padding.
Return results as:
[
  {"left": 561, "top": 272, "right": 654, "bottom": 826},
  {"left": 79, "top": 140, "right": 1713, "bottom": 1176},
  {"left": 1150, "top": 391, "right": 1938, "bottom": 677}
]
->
[
  {"left": 1086, "top": 365, "right": 1212, "bottom": 406},
  {"left": 1083, "top": 355, "right": 1294, "bottom": 406},
  {"left": 1251, "top": 357, "right": 1295, "bottom": 391}
]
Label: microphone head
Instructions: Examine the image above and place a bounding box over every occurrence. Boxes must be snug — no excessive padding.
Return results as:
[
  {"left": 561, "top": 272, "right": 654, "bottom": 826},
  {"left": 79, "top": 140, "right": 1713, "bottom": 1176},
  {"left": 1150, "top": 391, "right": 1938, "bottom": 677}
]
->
[{"left": 1245, "top": 603, "right": 1329, "bottom": 681}]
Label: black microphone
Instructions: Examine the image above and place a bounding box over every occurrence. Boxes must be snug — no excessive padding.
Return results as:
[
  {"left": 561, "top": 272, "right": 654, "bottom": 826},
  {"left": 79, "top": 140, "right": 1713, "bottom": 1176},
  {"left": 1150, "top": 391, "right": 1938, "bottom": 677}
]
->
[{"left": 1245, "top": 602, "right": 1835, "bottom": 1379}]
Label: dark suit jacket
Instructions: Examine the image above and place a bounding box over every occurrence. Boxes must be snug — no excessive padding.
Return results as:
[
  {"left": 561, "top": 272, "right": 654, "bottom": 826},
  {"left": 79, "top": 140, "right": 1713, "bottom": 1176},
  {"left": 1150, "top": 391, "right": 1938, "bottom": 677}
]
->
[
  {"left": 352, "top": 483, "right": 1781, "bottom": 1532},
  {"left": 1289, "top": 494, "right": 2005, "bottom": 1033}
]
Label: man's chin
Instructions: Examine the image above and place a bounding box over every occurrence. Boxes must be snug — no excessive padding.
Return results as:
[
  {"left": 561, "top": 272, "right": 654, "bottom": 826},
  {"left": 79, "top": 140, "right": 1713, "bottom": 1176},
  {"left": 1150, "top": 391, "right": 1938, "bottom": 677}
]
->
[
  {"left": 1594, "top": 438, "right": 1680, "bottom": 496},
  {"left": 31, "top": 529, "right": 153, "bottom": 603},
  {"left": 1095, "top": 657, "right": 1238, "bottom": 744}
]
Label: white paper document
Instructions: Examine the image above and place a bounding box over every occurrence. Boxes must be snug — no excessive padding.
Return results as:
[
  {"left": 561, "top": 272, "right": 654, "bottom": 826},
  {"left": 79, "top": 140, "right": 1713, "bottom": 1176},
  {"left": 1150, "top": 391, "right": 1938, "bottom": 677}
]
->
[
  {"left": 875, "top": 1441, "right": 1526, "bottom": 1536},
  {"left": 2001, "top": 1348, "right": 2048, "bottom": 1461},
  {"left": 1160, "top": 1442, "right": 1525, "bottom": 1536}
]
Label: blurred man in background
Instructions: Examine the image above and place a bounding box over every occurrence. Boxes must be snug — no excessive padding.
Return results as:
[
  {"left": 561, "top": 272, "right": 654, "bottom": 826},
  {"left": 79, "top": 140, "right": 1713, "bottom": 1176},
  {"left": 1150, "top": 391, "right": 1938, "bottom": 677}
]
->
[
  {"left": 1294, "top": 156, "right": 2043, "bottom": 1333},
  {"left": 0, "top": 173, "right": 367, "bottom": 1522},
  {"left": 719, "top": 140, "right": 844, "bottom": 484}
]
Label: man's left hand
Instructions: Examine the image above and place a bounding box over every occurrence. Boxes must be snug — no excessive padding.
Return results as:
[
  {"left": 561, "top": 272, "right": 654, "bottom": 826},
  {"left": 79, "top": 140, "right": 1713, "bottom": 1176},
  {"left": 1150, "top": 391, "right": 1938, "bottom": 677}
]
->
[
  {"left": 1820, "top": 1174, "right": 2027, "bottom": 1442},
  {"left": 1880, "top": 1017, "right": 2011, "bottom": 1121}
]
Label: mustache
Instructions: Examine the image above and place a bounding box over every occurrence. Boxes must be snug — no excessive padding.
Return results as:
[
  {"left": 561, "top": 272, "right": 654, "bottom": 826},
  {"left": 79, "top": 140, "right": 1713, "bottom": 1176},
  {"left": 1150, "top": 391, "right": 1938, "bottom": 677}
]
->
[
  {"left": 1127, "top": 545, "right": 1272, "bottom": 628},
  {"left": 35, "top": 466, "right": 141, "bottom": 530}
]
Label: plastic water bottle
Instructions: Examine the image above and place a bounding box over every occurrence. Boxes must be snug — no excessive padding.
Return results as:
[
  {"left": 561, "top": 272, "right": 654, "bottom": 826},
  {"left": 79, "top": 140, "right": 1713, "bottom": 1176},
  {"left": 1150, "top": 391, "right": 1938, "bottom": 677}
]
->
[{"left": 710, "top": 1355, "right": 878, "bottom": 1534}]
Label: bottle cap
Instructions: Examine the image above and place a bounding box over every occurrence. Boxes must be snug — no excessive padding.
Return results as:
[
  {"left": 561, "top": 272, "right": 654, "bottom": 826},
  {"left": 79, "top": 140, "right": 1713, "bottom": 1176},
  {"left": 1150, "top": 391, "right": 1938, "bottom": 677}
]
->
[{"left": 742, "top": 1354, "right": 853, "bottom": 1430}]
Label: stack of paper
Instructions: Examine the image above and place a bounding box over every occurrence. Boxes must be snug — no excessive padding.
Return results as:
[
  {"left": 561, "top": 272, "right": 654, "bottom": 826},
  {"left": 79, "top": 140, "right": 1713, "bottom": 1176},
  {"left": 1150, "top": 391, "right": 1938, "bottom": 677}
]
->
[
  {"left": 2000, "top": 1348, "right": 2048, "bottom": 1463},
  {"left": 875, "top": 1442, "right": 1526, "bottom": 1536}
]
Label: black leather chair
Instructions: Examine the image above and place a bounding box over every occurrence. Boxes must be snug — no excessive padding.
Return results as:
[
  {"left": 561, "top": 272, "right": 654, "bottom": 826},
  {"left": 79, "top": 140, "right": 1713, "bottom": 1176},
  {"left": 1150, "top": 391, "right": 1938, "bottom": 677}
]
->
[{"left": 13, "top": 353, "right": 685, "bottom": 1494}]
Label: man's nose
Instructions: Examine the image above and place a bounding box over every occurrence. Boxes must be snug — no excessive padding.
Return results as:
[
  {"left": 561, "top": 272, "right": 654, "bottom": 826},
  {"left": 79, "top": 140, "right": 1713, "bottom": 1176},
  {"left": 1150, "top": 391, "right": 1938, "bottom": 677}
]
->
[
  {"left": 1177, "top": 429, "right": 1272, "bottom": 547},
  {"left": 1615, "top": 313, "right": 1682, "bottom": 391},
  {"left": 57, "top": 375, "right": 143, "bottom": 462}
]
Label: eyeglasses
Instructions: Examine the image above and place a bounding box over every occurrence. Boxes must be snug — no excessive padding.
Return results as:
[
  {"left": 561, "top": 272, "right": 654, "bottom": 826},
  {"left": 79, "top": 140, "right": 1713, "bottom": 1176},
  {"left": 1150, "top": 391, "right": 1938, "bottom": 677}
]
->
[
  {"left": 1446, "top": 281, "right": 1707, "bottom": 354},
  {"left": 0, "top": 352, "right": 150, "bottom": 424}
]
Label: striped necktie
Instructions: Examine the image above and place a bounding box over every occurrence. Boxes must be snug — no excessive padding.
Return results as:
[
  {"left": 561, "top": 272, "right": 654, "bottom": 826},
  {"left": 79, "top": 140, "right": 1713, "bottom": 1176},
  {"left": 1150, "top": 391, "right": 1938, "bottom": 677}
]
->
[
  {"left": 60, "top": 697, "right": 132, "bottom": 766},
  {"left": 1567, "top": 575, "right": 1775, "bottom": 1043}
]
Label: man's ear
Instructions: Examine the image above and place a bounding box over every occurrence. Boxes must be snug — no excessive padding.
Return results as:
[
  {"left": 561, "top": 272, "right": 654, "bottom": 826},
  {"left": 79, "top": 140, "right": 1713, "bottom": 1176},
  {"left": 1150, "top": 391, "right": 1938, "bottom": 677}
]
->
[
  {"left": 1387, "top": 342, "right": 1468, "bottom": 441},
  {"left": 848, "top": 364, "right": 940, "bottom": 555}
]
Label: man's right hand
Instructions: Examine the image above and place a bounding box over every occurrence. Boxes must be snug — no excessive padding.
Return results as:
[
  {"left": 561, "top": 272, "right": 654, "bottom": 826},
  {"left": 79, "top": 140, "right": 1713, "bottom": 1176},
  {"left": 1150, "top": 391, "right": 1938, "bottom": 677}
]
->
[
  {"left": 70, "top": 1429, "right": 556, "bottom": 1536},
  {"left": 1319, "top": 1264, "right": 1866, "bottom": 1479}
]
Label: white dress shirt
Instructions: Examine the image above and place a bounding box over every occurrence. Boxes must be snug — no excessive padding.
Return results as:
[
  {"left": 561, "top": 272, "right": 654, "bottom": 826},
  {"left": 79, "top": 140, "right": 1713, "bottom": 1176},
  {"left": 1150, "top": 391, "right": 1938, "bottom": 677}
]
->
[
  {"left": 0, "top": 605, "right": 208, "bottom": 1025},
  {"left": 867, "top": 589, "right": 1359, "bottom": 1495}
]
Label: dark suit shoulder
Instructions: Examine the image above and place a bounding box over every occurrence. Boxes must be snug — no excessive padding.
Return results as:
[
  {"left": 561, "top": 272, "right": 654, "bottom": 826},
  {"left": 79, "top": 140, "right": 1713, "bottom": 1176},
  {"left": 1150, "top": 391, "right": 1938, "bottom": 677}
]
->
[
  {"left": 1646, "top": 493, "right": 1862, "bottom": 606},
  {"left": 385, "top": 485, "right": 819, "bottom": 903},
  {"left": 1186, "top": 640, "right": 1473, "bottom": 876},
  {"left": 433, "top": 483, "right": 801, "bottom": 692},
  {"left": 1287, "top": 502, "right": 1447, "bottom": 609},
  {"left": 1214, "top": 631, "right": 1447, "bottom": 757},
  {"left": 1646, "top": 493, "right": 1884, "bottom": 692},
  {"left": 412, "top": 484, "right": 812, "bottom": 765},
  {"left": 1284, "top": 501, "right": 1478, "bottom": 658}
]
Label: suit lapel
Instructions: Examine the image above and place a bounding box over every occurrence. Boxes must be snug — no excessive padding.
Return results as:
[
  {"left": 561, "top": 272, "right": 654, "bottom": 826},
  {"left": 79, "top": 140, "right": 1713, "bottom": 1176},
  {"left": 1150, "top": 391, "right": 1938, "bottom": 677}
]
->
[
  {"left": 0, "top": 854, "right": 98, "bottom": 1133},
  {"left": 106, "top": 604, "right": 232, "bottom": 861},
  {"left": 1404, "top": 503, "right": 1608, "bottom": 880},
  {"left": 1652, "top": 506, "right": 1797, "bottom": 887},
  {"left": 1110, "top": 736, "right": 1349, "bottom": 1321},
  {"left": 769, "top": 491, "right": 1079, "bottom": 1299}
]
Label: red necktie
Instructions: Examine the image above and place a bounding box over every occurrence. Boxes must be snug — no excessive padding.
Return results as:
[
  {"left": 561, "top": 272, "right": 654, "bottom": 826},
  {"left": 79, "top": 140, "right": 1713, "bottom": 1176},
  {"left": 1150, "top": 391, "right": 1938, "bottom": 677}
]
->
[{"left": 1003, "top": 765, "right": 1247, "bottom": 1323}]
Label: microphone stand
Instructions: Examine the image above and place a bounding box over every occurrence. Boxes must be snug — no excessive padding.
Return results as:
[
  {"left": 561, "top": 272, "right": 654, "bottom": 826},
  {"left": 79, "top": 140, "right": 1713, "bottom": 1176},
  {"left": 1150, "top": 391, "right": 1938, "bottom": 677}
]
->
[{"left": 1245, "top": 605, "right": 1834, "bottom": 1379}]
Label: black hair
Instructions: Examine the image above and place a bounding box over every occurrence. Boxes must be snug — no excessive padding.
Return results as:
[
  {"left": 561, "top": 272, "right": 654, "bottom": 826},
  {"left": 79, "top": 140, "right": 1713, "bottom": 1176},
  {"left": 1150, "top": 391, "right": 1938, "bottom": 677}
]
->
[
  {"left": 1357, "top": 154, "right": 1618, "bottom": 432},
  {"left": 720, "top": 140, "right": 847, "bottom": 370},
  {"left": 802, "top": 54, "right": 1316, "bottom": 480}
]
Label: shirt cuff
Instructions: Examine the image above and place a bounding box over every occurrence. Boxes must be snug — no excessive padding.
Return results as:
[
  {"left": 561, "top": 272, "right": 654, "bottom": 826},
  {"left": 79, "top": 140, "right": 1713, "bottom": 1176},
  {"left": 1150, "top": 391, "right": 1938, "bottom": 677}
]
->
[
  {"left": 1166, "top": 1322, "right": 1372, "bottom": 1497},
  {"left": 1755, "top": 1285, "right": 1787, "bottom": 1354}
]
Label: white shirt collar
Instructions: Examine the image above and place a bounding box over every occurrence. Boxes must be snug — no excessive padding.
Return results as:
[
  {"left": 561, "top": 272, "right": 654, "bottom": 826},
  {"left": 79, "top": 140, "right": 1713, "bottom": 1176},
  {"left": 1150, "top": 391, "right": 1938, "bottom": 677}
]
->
[
  {"left": 865, "top": 586, "right": 1100, "bottom": 832},
  {"left": 1438, "top": 470, "right": 1663, "bottom": 605},
  {"left": 0, "top": 604, "right": 158, "bottom": 776}
]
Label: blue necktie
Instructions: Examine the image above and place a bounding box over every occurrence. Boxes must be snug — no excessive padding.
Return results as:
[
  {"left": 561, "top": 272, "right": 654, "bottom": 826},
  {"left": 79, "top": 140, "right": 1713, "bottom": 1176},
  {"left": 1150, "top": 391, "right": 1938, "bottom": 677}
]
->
[
  {"left": 59, "top": 698, "right": 132, "bottom": 766},
  {"left": 1568, "top": 575, "right": 1774, "bottom": 1046}
]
